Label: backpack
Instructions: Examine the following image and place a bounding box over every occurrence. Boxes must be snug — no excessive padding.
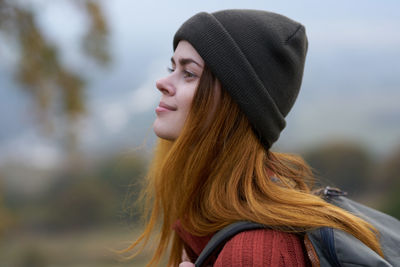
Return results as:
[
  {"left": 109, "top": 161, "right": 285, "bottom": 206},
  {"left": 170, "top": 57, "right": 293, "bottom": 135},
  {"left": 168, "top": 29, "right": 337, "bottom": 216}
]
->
[{"left": 194, "top": 187, "right": 400, "bottom": 267}]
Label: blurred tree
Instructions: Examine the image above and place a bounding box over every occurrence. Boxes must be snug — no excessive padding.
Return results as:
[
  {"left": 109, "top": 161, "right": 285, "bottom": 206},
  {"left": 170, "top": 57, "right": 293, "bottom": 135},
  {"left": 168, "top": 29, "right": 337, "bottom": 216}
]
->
[
  {"left": 83, "top": 0, "right": 110, "bottom": 65},
  {"left": 377, "top": 145, "right": 400, "bottom": 190},
  {"left": 0, "top": 0, "right": 110, "bottom": 158},
  {"left": 0, "top": 177, "right": 15, "bottom": 239},
  {"left": 97, "top": 151, "right": 148, "bottom": 222},
  {"left": 377, "top": 145, "right": 400, "bottom": 219},
  {"left": 36, "top": 151, "right": 148, "bottom": 231},
  {"left": 47, "top": 176, "right": 117, "bottom": 230},
  {"left": 303, "top": 141, "right": 373, "bottom": 196}
]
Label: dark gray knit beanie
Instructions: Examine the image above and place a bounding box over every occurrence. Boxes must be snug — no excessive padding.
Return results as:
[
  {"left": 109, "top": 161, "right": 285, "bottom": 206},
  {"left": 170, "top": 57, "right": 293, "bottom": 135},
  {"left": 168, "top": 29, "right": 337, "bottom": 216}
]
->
[{"left": 173, "top": 9, "right": 308, "bottom": 149}]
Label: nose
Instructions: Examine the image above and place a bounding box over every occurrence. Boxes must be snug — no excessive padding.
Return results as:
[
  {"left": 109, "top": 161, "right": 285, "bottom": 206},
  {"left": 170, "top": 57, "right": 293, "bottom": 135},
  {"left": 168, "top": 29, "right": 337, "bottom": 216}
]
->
[{"left": 156, "top": 75, "right": 175, "bottom": 96}]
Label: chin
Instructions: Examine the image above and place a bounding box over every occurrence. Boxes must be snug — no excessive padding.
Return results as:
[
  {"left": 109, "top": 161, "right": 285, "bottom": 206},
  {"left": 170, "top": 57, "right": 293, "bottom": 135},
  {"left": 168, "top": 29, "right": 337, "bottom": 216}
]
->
[
  {"left": 153, "top": 123, "right": 178, "bottom": 141},
  {"left": 155, "top": 133, "right": 176, "bottom": 141}
]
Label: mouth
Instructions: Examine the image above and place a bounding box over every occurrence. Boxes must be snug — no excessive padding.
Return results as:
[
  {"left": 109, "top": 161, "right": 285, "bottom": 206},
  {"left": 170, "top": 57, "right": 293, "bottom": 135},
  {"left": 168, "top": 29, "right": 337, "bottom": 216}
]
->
[{"left": 156, "top": 101, "right": 177, "bottom": 113}]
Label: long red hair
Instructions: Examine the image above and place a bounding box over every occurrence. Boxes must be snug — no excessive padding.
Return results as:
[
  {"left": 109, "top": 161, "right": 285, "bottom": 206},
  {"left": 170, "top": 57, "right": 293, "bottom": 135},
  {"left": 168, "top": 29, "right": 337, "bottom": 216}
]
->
[{"left": 124, "top": 65, "right": 382, "bottom": 266}]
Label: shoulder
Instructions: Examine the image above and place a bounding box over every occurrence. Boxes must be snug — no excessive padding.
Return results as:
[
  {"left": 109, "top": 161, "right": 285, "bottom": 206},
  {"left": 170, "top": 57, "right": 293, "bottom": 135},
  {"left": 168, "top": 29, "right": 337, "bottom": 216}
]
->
[{"left": 213, "top": 228, "right": 309, "bottom": 267}]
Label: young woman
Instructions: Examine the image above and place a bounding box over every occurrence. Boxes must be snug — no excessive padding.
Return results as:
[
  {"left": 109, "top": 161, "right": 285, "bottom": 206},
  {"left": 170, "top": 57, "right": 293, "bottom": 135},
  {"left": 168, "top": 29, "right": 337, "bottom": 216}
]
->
[{"left": 126, "top": 9, "right": 383, "bottom": 266}]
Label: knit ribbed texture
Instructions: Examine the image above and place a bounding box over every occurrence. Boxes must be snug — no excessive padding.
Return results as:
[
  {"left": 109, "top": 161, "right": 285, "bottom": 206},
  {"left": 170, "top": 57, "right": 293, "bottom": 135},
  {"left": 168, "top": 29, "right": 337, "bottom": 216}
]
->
[
  {"left": 173, "top": 221, "right": 310, "bottom": 266},
  {"left": 173, "top": 9, "right": 308, "bottom": 149},
  {"left": 214, "top": 229, "right": 309, "bottom": 266}
]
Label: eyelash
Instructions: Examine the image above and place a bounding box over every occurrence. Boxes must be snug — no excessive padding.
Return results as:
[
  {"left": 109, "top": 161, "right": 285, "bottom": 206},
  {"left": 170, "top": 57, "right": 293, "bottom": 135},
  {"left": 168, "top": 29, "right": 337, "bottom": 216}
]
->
[{"left": 167, "top": 67, "right": 196, "bottom": 78}]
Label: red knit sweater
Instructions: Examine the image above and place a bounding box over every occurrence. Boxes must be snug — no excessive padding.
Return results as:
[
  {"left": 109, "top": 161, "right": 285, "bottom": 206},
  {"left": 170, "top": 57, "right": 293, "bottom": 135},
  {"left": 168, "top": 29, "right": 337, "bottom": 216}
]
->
[{"left": 174, "top": 222, "right": 311, "bottom": 266}]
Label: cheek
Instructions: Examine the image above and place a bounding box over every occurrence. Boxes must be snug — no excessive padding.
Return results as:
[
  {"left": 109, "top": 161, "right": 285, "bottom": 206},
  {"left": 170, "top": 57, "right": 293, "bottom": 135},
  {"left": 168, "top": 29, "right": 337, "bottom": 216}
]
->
[{"left": 178, "top": 85, "right": 197, "bottom": 115}]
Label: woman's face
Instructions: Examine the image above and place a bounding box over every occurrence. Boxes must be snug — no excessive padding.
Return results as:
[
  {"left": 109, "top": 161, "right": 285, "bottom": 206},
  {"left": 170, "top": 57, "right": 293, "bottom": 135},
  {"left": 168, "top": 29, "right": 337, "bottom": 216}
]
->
[{"left": 153, "top": 40, "right": 205, "bottom": 140}]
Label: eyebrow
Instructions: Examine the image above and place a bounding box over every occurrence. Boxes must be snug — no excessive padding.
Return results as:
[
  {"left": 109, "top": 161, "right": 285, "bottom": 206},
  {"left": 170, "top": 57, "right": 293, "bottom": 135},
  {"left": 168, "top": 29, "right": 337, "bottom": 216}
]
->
[{"left": 171, "top": 57, "right": 203, "bottom": 68}]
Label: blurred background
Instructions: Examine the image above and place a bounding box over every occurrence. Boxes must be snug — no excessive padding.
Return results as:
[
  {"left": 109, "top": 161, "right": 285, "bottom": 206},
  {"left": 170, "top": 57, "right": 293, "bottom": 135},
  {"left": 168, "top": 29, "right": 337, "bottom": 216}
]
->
[{"left": 0, "top": 0, "right": 399, "bottom": 266}]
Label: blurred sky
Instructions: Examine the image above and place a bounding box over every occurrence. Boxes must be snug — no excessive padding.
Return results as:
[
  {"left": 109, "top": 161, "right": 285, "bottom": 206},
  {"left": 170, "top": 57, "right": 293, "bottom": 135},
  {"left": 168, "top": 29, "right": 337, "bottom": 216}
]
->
[{"left": 0, "top": 0, "right": 400, "bottom": 169}]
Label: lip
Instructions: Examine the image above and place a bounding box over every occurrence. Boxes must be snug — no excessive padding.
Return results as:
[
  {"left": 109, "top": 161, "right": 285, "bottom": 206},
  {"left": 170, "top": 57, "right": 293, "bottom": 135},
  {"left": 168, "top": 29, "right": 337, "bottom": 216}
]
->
[{"left": 156, "top": 101, "right": 177, "bottom": 113}]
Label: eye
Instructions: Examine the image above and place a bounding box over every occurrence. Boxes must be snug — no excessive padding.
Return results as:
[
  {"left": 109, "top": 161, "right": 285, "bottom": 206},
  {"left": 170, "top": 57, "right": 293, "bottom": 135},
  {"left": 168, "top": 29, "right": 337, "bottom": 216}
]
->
[
  {"left": 167, "top": 67, "right": 197, "bottom": 79},
  {"left": 183, "top": 70, "right": 196, "bottom": 78}
]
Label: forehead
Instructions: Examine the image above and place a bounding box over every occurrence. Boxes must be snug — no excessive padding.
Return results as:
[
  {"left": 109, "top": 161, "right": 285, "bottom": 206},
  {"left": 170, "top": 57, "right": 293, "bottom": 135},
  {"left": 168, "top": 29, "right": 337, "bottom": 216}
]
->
[{"left": 173, "top": 40, "right": 204, "bottom": 65}]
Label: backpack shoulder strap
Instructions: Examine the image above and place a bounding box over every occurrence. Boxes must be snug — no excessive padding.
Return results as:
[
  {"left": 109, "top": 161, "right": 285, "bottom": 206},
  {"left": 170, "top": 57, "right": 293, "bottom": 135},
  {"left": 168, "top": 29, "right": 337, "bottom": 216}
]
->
[{"left": 194, "top": 221, "right": 266, "bottom": 267}]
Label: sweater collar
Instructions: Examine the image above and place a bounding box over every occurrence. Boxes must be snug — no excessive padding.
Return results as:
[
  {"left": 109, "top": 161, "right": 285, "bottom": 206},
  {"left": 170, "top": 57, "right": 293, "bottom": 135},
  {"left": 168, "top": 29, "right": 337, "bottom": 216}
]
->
[{"left": 173, "top": 220, "right": 213, "bottom": 256}]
